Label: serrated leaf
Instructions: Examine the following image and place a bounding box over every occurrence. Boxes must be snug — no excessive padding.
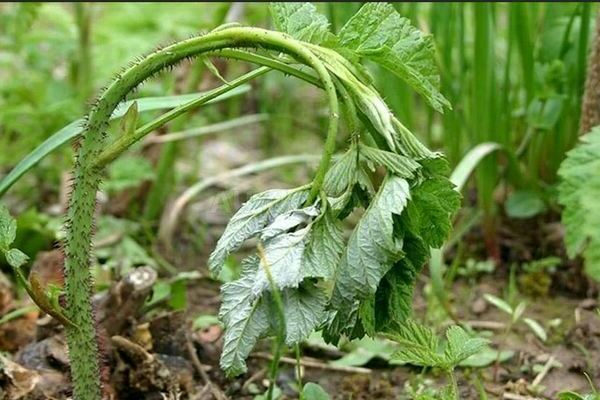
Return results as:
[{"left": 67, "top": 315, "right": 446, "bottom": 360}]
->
[
  {"left": 208, "top": 188, "right": 308, "bottom": 275},
  {"left": 558, "top": 126, "right": 600, "bottom": 281},
  {"left": 364, "top": 231, "right": 428, "bottom": 334},
  {"left": 219, "top": 261, "right": 271, "bottom": 376},
  {"left": 404, "top": 176, "right": 461, "bottom": 249},
  {"left": 254, "top": 227, "right": 309, "bottom": 294},
  {"left": 327, "top": 176, "right": 411, "bottom": 337},
  {"left": 338, "top": 3, "right": 450, "bottom": 112},
  {"left": 6, "top": 248, "right": 29, "bottom": 268},
  {"left": 444, "top": 326, "right": 488, "bottom": 367},
  {"left": 323, "top": 147, "right": 359, "bottom": 197},
  {"left": 282, "top": 282, "right": 327, "bottom": 345},
  {"left": 0, "top": 205, "right": 17, "bottom": 250},
  {"left": 269, "top": 2, "right": 331, "bottom": 44},
  {"left": 391, "top": 320, "right": 445, "bottom": 367},
  {"left": 359, "top": 144, "right": 420, "bottom": 178},
  {"left": 259, "top": 206, "right": 319, "bottom": 240},
  {"left": 303, "top": 209, "right": 344, "bottom": 279}
]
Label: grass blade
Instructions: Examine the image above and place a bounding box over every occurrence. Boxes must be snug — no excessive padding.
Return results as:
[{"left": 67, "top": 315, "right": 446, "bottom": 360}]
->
[{"left": 0, "top": 86, "right": 250, "bottom": 197}]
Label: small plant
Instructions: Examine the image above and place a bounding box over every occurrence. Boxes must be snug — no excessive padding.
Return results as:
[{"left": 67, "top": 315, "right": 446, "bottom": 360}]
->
[
  {"left": 484, "top": 294, "right": 547, "bottom": 342},
  {"left": 390, "top": 320, "right": 488, "bottom": 400}
]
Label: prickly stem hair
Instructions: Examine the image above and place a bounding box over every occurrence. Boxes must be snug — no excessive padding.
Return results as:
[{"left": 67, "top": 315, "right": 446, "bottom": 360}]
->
[{"left": 63, "top": 27, "right": 338, "bottom": 399}]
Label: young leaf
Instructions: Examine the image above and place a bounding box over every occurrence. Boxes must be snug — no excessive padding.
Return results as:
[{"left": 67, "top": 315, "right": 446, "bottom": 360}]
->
[
  {"left": 119, "top": 101, "right": 139, "bottom": 137},
  {"left": 269, "top": 2, "right": 331, "bottom": 45},
  {"left": 338, "top": 3, "right": 450, "bottom": 112},
  {"left": 5, "top": 248, "right": 29, "bottom": 269},
  {"left": 208, "top": 188, "right": 308, "bottom": 274},
  {"left": 0, "top": 205, "right": 17, "bottom": 250},
  {"left": 558, "top": 126, "right": 600, "bottom": 281},
  {"left": 444, "top": 326, "right": 489, "bottom": 367},
  {"left": 391, "top": 320, "right": 445, "bottom": 367}
]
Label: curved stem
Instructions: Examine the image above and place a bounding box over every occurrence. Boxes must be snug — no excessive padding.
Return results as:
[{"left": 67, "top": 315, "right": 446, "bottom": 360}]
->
[{"left": 64, "top": 27, "right": 338, "bottom": 399}]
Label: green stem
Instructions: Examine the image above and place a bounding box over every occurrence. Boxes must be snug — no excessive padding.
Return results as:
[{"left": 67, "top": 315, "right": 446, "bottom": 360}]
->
[{"left": 64, "top": 27, "right": 339, "bottom": 399}]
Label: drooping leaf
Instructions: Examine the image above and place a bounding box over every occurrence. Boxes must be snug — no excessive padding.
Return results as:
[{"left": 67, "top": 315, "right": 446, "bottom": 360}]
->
[
  {"left": 219, "top": 260, "right": 271, "bottom": 376},
  {"left": 259, "top": 206, "right": 319, "bottom": 240},
  {"left": 327, "top": 176, "right": 411, "bottom": 337},
  {"left": 323, "top": 146, "right": 359, "bottom": 197},
  {"left": 208, "top": 188, "right": 308, "bottom": 275},
  {"left": 338, "top": 3, "right": 450, "bottom": 112},
  {"left": 523, "top": 318, "right": 547, "bottom": 342},
  {"left": 303, "top": 209, "right": 344, "bottom": 280},
  {"left": 269, "top": 2, "right": 331, "bottom": 44},
  {"left": 359, "top": 143, "right": 420, "bottom": 178},
  {"left": 254, "top": 227, "right": 310, "bottom": 294},
  {"left": 282, "top": 282, "right": 327, "bottom": 345},
  {"left": 403, "top": 176, "right": 461, "bottom": 249},
  {"left": 558, "top": 126, "right": 600, "bottom": 281}
]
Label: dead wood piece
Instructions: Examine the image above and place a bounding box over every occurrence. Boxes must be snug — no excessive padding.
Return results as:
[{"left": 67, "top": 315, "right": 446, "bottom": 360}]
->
[{"left": 98, "top": 266, "right": 157, "bottom": 336}]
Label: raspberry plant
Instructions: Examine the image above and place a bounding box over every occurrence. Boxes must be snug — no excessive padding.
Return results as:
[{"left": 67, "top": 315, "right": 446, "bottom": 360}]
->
[{"left": 8, "top": 3, "right": 460, "bottom": 398}]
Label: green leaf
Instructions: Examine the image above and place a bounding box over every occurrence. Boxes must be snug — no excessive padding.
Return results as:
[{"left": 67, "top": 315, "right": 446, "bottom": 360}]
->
[
  {"left": 338, "top": 3, "right": 450, "bottom": 112},
  {"left": 330, "top": 176, "right": 410, "bottom": 306},
  {"left": 458, "top": 346, "right": 514, "bottom": 368},
  {"left": 444, "top": 326, "right": 488, "bottom": 367},
  {"left": 269, "top": 3, "right": 331, "bottom": 44},
  {"left": 0, "top": 205, "right": 17, "bottom": 250},
  {"left": 282, "top": 282, "right": 327, "bottom": 345},
  {"left": 558, "top": 393, "right": 588, "bottom": 400},
  {"left": 219, "top": 262, "right": 271, "bottom": 376},
  {"left": 303, "top": 208, "right": 344, "bottom": 280},
  {"left": 523, "top": 318, "right": 547, "bottom": 342},
  {"left": 558, "top": 126, "right": 600, "bottom": 281},
  {"left": 483, "top": 294, "right": 513, "bottom": 315},
  {"left": 0, "top": 86, "right": 251, "bottom": 198},
  {"left": 323, "top": 146, "right": 359, "bottom": 197},
  {"left": 404, "top": 176, "right": 461, "bottom": 249},
  {"left": 302, "top": 383, "right": 331, "bottom": 400},
  {"left": 192, "top": 314, "right": 221, "bottom": 330},
  {"left": 505, "top": 190, "right": 546, "bottom": 219},
  {"left": 208, "top": 188, "right": 308, "bottom": 275},
  {"left": 391, "top": 320, "right": 445, "bottom": 367},
  {"left": 6, "top": 248, "right": 29, "bottom": 269},
  {"left": 327, "top": 176, "right": 411, "bottom": 339},
  {"left": 119, "top": 101, "right": 139, "bottom": 137},
  {"left": 359, "top": 144, "right": 420, "bottom": 178}
]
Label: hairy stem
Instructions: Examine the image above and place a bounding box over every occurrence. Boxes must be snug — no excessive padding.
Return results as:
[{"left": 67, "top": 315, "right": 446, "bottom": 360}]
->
[{"left": 64, "top": 27, "right": 339, "bottom": 399}]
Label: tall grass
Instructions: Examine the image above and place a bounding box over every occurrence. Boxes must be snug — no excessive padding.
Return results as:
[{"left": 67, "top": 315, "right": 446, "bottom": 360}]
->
[{"left": 375, "top": 3, "right": 596, "bottom": 258}]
